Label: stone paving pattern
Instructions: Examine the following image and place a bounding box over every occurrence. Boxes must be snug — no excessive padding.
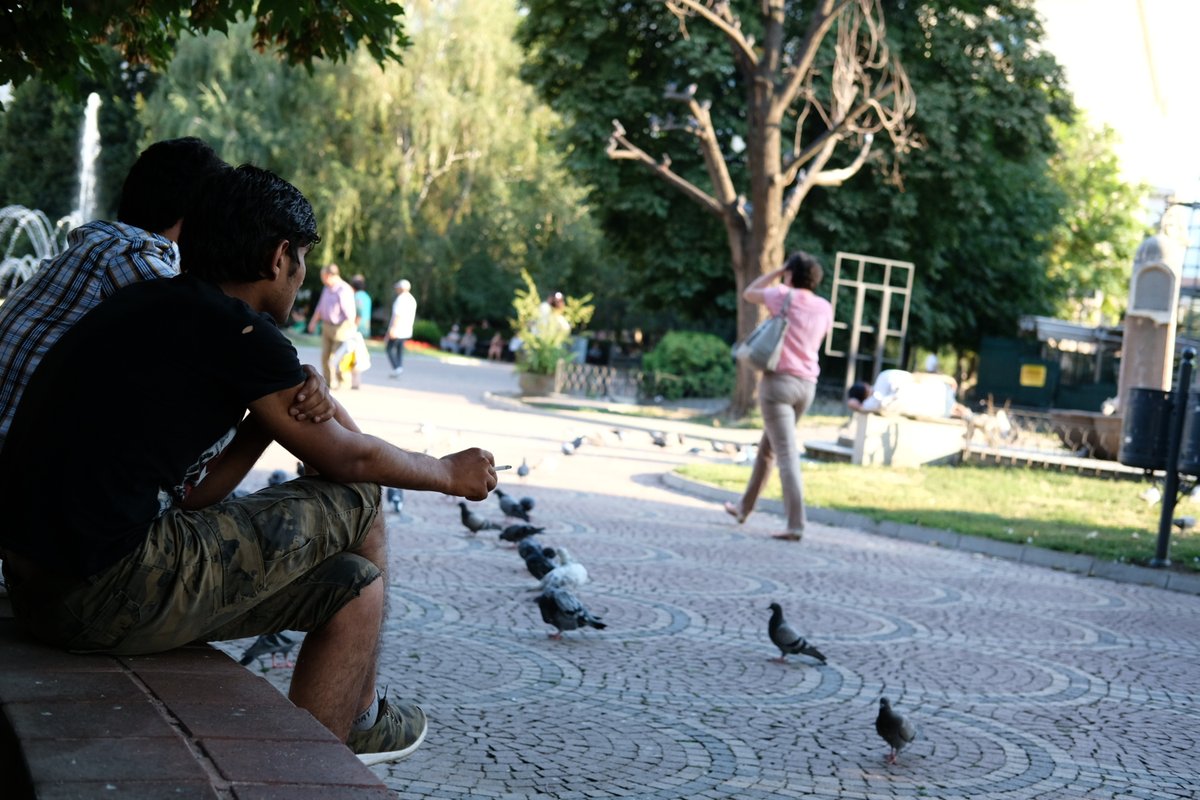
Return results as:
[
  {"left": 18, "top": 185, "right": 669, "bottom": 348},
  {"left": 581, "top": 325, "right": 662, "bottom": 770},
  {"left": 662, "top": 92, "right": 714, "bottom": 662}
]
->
[{"left": 218, "top": 349, "right": 1200, "bottom": 799}]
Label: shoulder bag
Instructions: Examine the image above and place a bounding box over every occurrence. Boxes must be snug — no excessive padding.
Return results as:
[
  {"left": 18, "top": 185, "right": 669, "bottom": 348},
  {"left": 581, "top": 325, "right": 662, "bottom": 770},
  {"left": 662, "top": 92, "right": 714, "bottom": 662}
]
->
[{"left": 731, "top": 289, "right": 792, "bottom": 372}]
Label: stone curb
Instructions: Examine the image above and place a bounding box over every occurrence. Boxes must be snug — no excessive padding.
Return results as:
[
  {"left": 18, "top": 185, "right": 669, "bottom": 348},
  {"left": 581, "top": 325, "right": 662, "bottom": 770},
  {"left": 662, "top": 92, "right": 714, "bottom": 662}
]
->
[{"left": 660, "top": 471, "right": 1200, "bottom": 597}]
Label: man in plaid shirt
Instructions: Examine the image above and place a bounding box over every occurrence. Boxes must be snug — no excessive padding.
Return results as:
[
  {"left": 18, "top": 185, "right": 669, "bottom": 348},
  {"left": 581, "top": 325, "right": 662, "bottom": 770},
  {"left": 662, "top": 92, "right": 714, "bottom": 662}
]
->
[{"left": 0, "top": 138, "right": 334, "bottom": 454}]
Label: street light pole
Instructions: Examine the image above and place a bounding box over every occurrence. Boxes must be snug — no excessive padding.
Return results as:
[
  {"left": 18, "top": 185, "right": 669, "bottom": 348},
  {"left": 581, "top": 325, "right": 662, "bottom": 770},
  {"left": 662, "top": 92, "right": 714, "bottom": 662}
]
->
[{"left": 1152, "top": 347, "right": 1196, "bottom": 567}]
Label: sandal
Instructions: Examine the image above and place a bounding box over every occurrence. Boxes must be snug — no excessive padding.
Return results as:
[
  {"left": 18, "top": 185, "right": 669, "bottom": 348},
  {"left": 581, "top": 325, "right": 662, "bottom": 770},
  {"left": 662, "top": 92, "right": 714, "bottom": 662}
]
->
[
  {"left": 723, "top": 501, "right": 746, "bottom": 524},
  {"left": 771, "top": 531, "right": 803, "bottom": 542}
]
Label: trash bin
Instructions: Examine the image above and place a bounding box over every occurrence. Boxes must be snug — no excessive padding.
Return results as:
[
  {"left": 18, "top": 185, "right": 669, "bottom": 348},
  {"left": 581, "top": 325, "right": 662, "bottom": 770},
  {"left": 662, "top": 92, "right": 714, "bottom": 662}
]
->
[
  {"left": 1179, "top": 394, "right": 1200, "bottom": 476},
  {"left": 1118, "top": 387, "right": 1172, "bottom": 470}
]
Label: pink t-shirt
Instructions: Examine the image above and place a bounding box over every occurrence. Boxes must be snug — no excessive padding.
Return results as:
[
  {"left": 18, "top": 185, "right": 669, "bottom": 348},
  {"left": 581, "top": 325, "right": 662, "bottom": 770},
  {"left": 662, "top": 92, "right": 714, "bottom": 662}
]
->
[{"left": 762, "top": 285, "right": 833, "bottom": 381}]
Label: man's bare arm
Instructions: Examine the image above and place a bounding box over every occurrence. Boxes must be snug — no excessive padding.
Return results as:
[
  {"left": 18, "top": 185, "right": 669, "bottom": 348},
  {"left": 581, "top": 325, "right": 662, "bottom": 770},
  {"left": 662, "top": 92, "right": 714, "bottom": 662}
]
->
[
  {"left": 248, "top": 385, "right": 496, "bottom": 500},
  {"left": 177, "top": 413, "right": 273, "bottom": 510}
]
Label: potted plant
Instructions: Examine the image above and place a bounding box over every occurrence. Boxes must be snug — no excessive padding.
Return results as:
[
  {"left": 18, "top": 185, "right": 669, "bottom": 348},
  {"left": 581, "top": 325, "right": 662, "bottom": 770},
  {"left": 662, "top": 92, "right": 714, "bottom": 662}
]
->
[{"left": 510, "top": 269, "right": 594, "bottom": 396}]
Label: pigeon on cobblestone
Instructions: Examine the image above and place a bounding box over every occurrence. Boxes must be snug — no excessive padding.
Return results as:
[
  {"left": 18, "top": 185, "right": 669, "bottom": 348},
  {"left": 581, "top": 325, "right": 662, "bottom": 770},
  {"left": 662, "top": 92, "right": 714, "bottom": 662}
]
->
[
  {"left": 540, "top": 547, "right": 588, "bottom": 591},
  {"left": 536, "top": 588, "right": 607, "bottom": 639},
  {"left": 238, "top": 632, "right": 297, "bottom": 669},
  {"left": 386, "top": 487, "right": 405, "bottom": 514},
  {"left": 521, "top": 541, "right": 559, "bottom": 580},
  {"left": 459, "top": 502, "right": 500, "bottom": 534},
  {"left": 875, "top": 697, "right": 917, "bottom": 765},
  {"left": 500, "top": 523, "right": 545, "bottom": 545},
  {"left": 767, "top": 603, "right": 826, "bottom": 664},
  {"left": 495, "top": 488, "right": 531, "bottom": 521}
]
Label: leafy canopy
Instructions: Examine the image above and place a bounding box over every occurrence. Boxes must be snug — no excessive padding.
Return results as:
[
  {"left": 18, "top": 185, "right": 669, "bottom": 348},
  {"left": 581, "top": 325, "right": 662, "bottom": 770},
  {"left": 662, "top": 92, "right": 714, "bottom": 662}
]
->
[{"left": 0, "top": 0, "right": 410, "bottom": 96}]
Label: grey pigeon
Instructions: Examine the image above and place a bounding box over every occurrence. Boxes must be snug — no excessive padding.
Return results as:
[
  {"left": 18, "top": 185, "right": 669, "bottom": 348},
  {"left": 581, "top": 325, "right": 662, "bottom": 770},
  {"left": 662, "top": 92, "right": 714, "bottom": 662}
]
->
[
  {"left": 767, "top": 602, "right": 826, "bottom": 664},
  {"left": 267, "top": 469, "right": 291, "bottom": 487},
  {"left": 519, "top": 496, "right": 535, "bottom": 512},
  {"left": 650, "top": 431, "right": 668, "bottom": 448},
  {"left": 386, "top": 487, "right": 405, "bottom": 514},
  {"left": 459, "top": 501, "right": 500, "bottom": 534},
  {"left": 536, "top": 587, "right": 607, "bottom": 639},
  {"left": 521, "top": 541, "right": 558, "bottom": 580},
  {"left": 495, "top": 488, "right": 530, "bottom": 521},
  {"left": 500, "top": 523, "right": 545, "bottom": 545},
  {"left": 238, "top": 632, "right": 297, "bottom": 668},
  {"left": 517, "top": 458, "right": 531, "bottom": 478},
  {"left": 875, "top": 697, "right": 917, "bottom": 765}
]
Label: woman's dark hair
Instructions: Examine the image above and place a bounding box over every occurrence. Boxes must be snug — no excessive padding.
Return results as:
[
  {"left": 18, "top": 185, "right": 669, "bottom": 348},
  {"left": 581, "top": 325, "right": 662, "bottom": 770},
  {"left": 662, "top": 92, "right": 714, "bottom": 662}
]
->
[
  {"left": 783, "top": 251, "right": 823, "bottom": 291},
  {"left": 179, "top": 164, "right": 319, "bottom": 284},
  {"left": 117, "top": 137, "right": 228, "bottom": 234},
  {"left": 847, "top": 382, "right": 871, "bottom": 403},
  {"left": 351, "top": 275, "right": 367, "bottom": 292}
]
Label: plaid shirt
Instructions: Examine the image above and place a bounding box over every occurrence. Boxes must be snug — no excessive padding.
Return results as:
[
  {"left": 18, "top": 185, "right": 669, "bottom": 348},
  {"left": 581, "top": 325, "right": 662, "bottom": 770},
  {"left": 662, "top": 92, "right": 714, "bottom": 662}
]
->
[{"left": 0, "top": 220, "right": 179, "bottom": 451}]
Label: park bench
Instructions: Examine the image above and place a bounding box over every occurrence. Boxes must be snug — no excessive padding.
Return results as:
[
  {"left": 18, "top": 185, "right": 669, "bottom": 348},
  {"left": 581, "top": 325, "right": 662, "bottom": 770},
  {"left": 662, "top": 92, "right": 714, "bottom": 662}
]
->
[{"left": 0, "top": 597, "right": 391, "bottom": 799}]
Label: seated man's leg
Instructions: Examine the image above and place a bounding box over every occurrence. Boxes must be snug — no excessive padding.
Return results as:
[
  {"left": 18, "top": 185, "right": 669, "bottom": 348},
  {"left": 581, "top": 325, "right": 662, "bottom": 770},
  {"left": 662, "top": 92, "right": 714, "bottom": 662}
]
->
[{"left": 10, "top": 479, "right": 390, "bottom": 741}]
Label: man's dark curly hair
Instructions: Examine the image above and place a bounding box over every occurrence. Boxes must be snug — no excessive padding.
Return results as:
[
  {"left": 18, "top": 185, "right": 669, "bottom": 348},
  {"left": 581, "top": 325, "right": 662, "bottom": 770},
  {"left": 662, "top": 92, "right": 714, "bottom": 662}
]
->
[
  {"left": 179, "top": 164, "right": 319, "bottom": 284},
  {"left": 783, "top": 251, "right": 823, "bottom": 291}
]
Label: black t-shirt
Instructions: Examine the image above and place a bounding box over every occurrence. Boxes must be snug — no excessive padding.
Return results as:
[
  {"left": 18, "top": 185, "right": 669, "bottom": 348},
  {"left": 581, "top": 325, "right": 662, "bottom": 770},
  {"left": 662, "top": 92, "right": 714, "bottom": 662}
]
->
[{"left": 0, "top": 275, "right": 305, "bottom": 578}]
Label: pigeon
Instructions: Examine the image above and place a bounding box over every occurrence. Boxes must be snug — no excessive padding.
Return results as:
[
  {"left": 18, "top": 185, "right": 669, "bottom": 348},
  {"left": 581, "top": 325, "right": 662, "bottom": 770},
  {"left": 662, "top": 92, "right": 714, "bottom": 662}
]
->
[
  {"left": 610, "top": 428, "right": 624, "bottom": 441},
  {"left": 522, "top": 541, "right": 559, "bottom": 580},
  {"left": 238, "top": 632, "right": 297, "bottom": 668},
  {"left": 536, "top": 587, "right": 607, "bottom": 639},
  {"left": 540, "top": 546, "right": 589, "bottom": 590},
  {"left": 517, "top": 537, "right": 548, "bottom": 562},
  {"left": 500, "top": 523, "right": 545, "bottom": 545},
  {"left": 767, "top": 603, "right": 826, "bottom": 664},
  {"left": 495, "top": 488, "right": 530, "bottom": 521},
  {"left": 517, "top": 458, "right": 531, "bottom": 478},
  {"left": 459, "top": 501, "right": 500, "bottom": 534},
  {"left": 386, "top": 487, "right": 405, "bottom": 514},
  {"left": 519, "top": 496, "right": 535, "bottom": 512},
  {"left": 875, "top": 697, "right": 917, "bottom": 765},
  {"left": 561, "top": 441, "right": 576, "bottom": 456},
  {"left": 267, "top": 469, "right": 291, "bottom": 487},
  {"left": 650, "top": 431, "right": 668, "bottom": 448}
]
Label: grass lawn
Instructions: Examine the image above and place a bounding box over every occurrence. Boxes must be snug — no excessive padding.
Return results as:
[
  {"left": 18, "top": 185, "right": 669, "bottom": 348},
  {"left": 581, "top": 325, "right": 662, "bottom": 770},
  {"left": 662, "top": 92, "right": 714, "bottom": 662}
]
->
[{"left": 677, "top": 462, "right": 1200, "bottom": 572}]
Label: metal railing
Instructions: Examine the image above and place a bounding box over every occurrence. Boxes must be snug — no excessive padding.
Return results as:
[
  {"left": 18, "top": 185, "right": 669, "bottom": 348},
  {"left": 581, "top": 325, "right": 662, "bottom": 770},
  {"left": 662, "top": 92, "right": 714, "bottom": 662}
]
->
[{"left": 553, "top": 360, "right": 647, "bottom": 401}]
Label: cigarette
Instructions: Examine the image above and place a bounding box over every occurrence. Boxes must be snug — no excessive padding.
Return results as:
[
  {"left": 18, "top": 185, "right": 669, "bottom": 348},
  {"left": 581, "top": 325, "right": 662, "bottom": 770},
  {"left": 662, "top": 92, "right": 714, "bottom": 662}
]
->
[{"left": 495, "top": 465, "right": 513, "bottom": 471}]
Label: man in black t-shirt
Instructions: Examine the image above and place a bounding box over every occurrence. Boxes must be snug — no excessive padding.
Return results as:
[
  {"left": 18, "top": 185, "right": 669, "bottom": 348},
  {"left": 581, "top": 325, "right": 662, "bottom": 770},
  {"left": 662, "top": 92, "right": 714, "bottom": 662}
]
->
[{"left": 0, "top": 165, "right": 498, "bottom": 766}]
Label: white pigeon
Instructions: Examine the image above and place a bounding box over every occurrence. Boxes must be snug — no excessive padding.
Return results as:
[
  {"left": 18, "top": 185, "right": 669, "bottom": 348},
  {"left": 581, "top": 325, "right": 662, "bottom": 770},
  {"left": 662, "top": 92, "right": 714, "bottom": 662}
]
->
[{"left": 540, "top": 546, "right": 589, "bottom": 590}]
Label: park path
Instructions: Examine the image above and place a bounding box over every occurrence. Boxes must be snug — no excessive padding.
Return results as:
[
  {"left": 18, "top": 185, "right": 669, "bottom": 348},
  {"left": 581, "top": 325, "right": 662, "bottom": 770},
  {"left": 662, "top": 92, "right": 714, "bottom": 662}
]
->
[{"left": 221, "top": 348, "right": 1200, "bottom": 800}]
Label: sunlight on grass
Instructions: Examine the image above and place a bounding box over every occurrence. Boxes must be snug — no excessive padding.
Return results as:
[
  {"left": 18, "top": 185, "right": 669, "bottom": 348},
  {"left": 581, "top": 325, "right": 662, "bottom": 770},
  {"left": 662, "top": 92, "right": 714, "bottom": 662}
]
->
[{"left": 678, "top": 462, "right": 1198, "bottom": 571}]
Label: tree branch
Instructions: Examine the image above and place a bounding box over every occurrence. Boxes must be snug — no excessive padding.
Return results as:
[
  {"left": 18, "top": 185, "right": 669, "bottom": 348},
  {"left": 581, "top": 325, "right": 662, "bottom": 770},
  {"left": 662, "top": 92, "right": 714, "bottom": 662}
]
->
[
  {"left": 774, "top": 0, "right": 853, "bottom": 118},
  {"left": 664, "top": 0, "right": 759, "bottom": 68},
  {"left": 607, "top": 119, "right": 725, "bottom": 218}
]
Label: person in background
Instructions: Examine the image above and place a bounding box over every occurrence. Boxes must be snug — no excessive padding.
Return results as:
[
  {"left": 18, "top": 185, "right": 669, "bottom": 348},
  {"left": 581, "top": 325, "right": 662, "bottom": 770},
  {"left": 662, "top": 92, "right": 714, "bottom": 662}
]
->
[
  {"left": 459, "top": 324, "right": 477, "bottom": 358},
  {"left": 351, "top": 274, "right": 372, "bottom": 340},
  {"left": 386, "top": 279, "right": 417, "bottom": 378},
  {"left": 722, "top": 252, "right": 834, "bottom": 542},
  {"left": 308, "top": 263, "right": 357, "bottom": 389},
  {"left": 846, "top": 368, "right": 969, "bottom": 418}
]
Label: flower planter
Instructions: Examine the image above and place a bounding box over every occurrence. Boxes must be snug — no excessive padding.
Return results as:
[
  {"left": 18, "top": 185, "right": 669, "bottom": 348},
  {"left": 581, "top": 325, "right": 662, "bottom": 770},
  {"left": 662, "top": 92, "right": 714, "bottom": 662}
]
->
[{"left": 518, "top": 371, "right": 555, "bottom": 397}]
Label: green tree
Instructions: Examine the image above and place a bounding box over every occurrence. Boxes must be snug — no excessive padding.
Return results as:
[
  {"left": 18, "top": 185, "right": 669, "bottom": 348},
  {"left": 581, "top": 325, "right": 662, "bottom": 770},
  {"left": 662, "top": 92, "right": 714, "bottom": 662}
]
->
[
  {"left": 0, "top": 1, "right": 409, "bottom": 97},
  {"left": 1046, "top": 115, "right": 1148, "bottom": 326},
  {"left": 520, "top": 0, "right": 1073, "bottom": 399},
  {"left": 521, "top": 0, "right": 916, "bottom": 415},
  {"left": 139, "top": 0, "right": 610, "bottom": 330}
]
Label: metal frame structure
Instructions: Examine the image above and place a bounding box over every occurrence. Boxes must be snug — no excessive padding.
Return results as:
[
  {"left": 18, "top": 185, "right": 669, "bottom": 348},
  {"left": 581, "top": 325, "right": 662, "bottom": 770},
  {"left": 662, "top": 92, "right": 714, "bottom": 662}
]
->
[{"left": 824, "top": 251, "right": 915, "bottom": 396}]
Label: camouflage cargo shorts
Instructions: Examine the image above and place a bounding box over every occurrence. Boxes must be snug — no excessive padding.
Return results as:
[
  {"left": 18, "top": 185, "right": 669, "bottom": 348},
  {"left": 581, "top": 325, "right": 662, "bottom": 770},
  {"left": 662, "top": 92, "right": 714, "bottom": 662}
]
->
[{"left": 11, "top": 477, "right": 382, "bottom": 655}]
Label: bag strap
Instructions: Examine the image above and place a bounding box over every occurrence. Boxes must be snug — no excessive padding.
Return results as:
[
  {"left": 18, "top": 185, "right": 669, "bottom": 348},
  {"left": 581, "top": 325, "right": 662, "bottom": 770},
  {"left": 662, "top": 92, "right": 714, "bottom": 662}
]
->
[{"left": 777, "top": 288, "right": 793, "bottom": 317}]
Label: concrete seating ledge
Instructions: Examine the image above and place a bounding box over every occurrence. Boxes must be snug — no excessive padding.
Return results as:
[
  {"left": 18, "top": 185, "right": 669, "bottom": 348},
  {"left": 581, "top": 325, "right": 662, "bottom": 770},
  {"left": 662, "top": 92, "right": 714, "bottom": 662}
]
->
[{"left": 0, "top": 617, "right": 391, "bottom": 799}]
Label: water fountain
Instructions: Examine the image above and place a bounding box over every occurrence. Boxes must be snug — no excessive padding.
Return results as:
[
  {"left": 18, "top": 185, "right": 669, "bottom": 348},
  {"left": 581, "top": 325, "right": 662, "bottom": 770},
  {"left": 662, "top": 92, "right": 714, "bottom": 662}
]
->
[{"left": 0, "top": 92, "right": 102, "bottom": 298}]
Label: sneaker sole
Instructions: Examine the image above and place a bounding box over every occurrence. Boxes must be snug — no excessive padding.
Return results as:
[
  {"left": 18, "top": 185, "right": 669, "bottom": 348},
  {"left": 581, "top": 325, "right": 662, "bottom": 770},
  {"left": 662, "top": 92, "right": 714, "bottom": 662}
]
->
[{"left": 355, "top": 724, "right": 428, "bottom": 766}]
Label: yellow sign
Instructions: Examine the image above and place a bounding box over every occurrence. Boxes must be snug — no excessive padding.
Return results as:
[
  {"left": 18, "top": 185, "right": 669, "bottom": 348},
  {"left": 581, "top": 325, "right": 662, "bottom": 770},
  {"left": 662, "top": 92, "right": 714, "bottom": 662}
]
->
[{"left": 1019, "top": 364, "right": 1047, "bottom": 387}]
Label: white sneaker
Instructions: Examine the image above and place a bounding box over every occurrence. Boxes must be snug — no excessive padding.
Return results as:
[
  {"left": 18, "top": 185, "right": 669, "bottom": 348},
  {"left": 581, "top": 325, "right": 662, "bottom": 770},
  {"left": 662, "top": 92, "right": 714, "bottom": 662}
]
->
[{"left": 389, "top": 368, "right": 403, "bottom": 378}]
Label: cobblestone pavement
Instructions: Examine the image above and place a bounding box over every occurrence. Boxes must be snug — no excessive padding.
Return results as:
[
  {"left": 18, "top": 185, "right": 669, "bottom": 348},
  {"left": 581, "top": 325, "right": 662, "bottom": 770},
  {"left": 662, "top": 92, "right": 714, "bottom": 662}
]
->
[{"left": 220, "top": 351, "right": 1200, "bottom": 799}]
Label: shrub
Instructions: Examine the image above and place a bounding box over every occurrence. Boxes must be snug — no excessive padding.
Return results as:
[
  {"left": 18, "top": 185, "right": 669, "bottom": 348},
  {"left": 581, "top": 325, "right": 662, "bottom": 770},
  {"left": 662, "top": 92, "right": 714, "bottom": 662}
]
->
[
  {"left": 411, "top": 319, "right": 442, "bottom": 346},
  {"left": 641, "top": 331, "right": 735, "bottom": 400}
]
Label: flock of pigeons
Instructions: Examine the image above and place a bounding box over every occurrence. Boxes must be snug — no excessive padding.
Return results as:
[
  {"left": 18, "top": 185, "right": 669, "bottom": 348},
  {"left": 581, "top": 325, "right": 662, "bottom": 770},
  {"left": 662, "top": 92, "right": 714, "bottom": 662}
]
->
[
  {"left": 459, "top": 487, "right": 607, "bottom": 639},
  {"left": 235, "top": 454, "right": 916, "bottom": 765}
]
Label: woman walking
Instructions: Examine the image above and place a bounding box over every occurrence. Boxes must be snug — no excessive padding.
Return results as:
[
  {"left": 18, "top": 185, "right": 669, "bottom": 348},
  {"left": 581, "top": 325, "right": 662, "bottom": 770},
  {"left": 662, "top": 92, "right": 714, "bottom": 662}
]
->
[{"left": 723, "top": 251, "right": 833, "bottom": 541}]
